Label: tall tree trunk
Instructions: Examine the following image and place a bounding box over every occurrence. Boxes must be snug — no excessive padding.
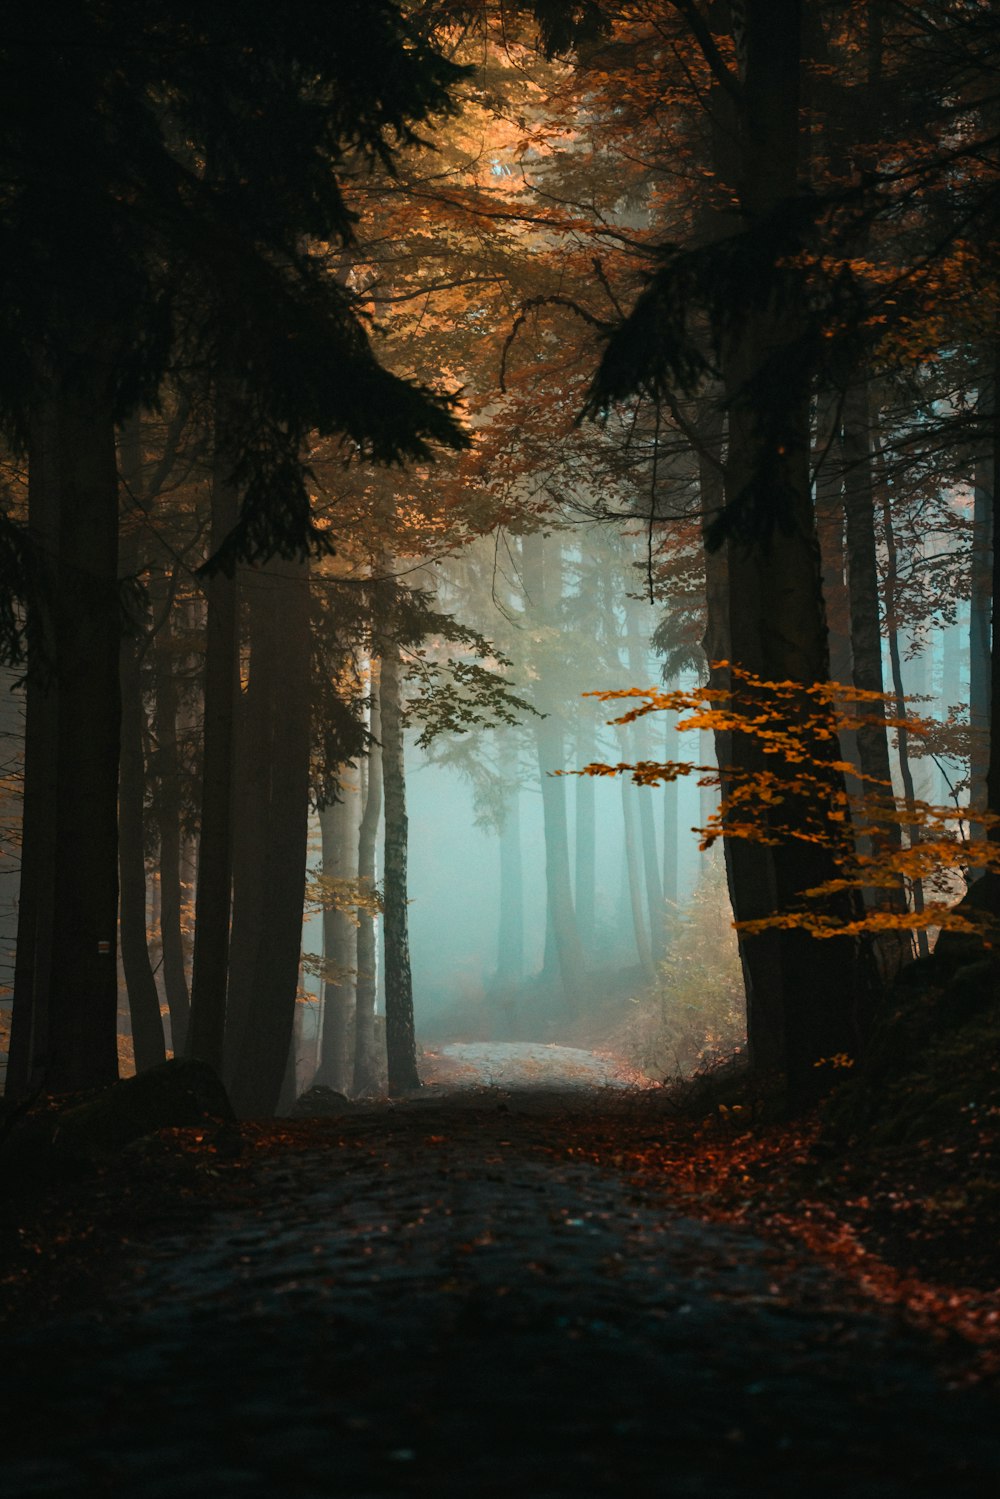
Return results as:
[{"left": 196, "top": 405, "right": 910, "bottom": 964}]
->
[
  {"left": 118, "top": 420, "right": 166, "bottom": 1073},
  {"left": 841, "top": 376, "right": 905, "bottom": 907},
  {"left": 45, "top": 370, "right": 122, "bottom": 1093},
  {"left": 152, "top": 608, "right": 191, "bottom": 1051},
  {"left": 379, "top": 580, "right": 421, "bottom": 1096},
  {"left": 574, "top": 715, "right": 596, "bottom": 949},
  {"left": 621, "top": 759, "right": 653, "bottom": 977},
  {"left": 7, "top": 394, "right": 59, "bottom": 1099},
  {"left": 661, "top": 706, "right": 679, "bottom": 909},
  {"left": 315, "top": 781, "right": 361, "bottom": 1093},
  {"left": 186, "top": 398, "right": 239, "bottom": 1074},
  {"left": 521, "top": 533, "right": 585, "bottom": 1005},
  {"left": 228, "top": 558, "right": 312, "bottom": 1116},
  {"left": 496, "top": 783, "right": 525, "bottom": 986},
  {"left": 717, "top": 0, "right": 866, "bottom": 1102},
  {"left": 625, "top": 595, "right": 665, "bottom": 959},
  {"left": 877, "top": 456, "right": 930, "bottom": 959},
  {"left": 119, "top": 639, "right": 167, "bottom": 1072},
  {"left": 354, "top": 687, "right": 383, "bottom": 1097},
  {"left": 970, "top": 375, "right": 993, "bottom": 845}
]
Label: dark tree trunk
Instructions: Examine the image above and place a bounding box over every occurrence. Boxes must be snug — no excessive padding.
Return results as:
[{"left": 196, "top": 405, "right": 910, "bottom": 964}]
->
[
  {"left": 45, "top": 371, "right": 122, "bottom": 1093},
  {"left": 354, "top": 689, "right": 383, "bottom": 1097},
  {"left": 815, "top": 391, "right": 854, "bottom": 689},
  {"left": 119, "top": 637, "right": 167, "bottom": 1073},
  {"left": 970, "top": 373, "right": 993, "bottom": 845},
  {"left": 152, "top": 611, "right": 191, "bottom": 1051},
  {"left": 877, "top": 448, "right": 930, "bottom": 959},
  {"left": 6, "top": 395, "right": 59, "bottom": 1099},
  {"left": 841, "top": 382, "right": 901, "bottom": 828},
  {"left": 379, "top": 589, "right": 421, "bottom": 1096},
  {"left": 118, "top": 420, "right": 166, "bottom": 1073},
  {"left": 186, "top": 401, "right": 239, "bottom": 1074},
  {"left": 716, "top": 0, "right": 867, "bottom": 1102},
  {"left": 227, "top": 558, "right": 312, "bottom": 1116}
]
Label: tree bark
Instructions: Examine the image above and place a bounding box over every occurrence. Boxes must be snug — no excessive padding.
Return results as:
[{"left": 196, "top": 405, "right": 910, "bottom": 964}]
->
[
  {"left": 6, "top": 393, "right": 59, "bottom": 1099},
  {"left": 118, "top": 420, "right": 167, "bottom": 1073},
  {"left": 970, "top": 372, "right": 993, "bottom": 844},
  {"left": 353, "top": 687, "right": 383, "bottom": 1097},
  {"left": 315, "top": 783, "right": 361, "bottom": 1094},
  {"left": 118, "top": 636, "right": 167, "bottom": 1072},
  {"left": 227, "top": 558, "right": 312, "bottom": 1116},
  {"left": 186, "top": 397, "right": 239, "bottom": 1075},
  {"left": 379, "top": 583, "right": 421, "bottom": 1096},
  {"left": 45, "top": 369, "right": 122, "bottom": 1093},
  {"left": 521, "top": 533, "right": 585, "bottom": 1005},
  {"left": 716, "top": 0, "right": 867, "bottom": 1101},
  {"left": 152, "top": 608, "right": 191, "bottom": 1051}
]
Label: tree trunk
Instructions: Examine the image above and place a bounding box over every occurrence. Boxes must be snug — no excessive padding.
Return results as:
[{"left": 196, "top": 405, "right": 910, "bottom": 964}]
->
[
  {"left": 379, "top": 586, "right": 421, "bottom": 1096},
  {"left": 227, "top": 558, "right": 312, "bottom": 1116},
  {"left": 717, "top": 0, "right": 867, "bottom": 1102},
  {"left": 186, "top": 398, "right": 239, "bottom": 1074},
  {"left": 45, "top": 370, "right": 122, "bottom": 1093},
  {"left": 118, "top": 419, "right": 166, "bottom": 1073},
  {"left": 574, "top": 716, "right": 596, "bottom": 948},
  {"left": 152, "top": 609, "right": 191, "bottom": 1051},
  {"left": 496, "top": 783, "right": 525, "bottom": 986},
  {"left": 521, "top": 533, "right": 585, "bottom": 1005},
  {"left": 621, "top": 760, "right": 653, "bottom": 976},
  {"left": 6, "top": 393, "right": 59, "bottom": 1099},
  {"left": 119, "top": 638, "right": 167, "bottom": 1072},
  {"left": 354, "top": 687, "right": 383, "bottom": 1097},
  {"left": 661, "top": 707, "right": 679, "bottom": 908},
  {"left": 841, "top": 377, "right": 904, "bottom": 879},
  {"left": 877, "top": 448, "right": 930, "bottom": 959},
  {"left": 970, "top": 378, "right": 992, "bottom": 844},
  {"left": 315, "top": 783, "right": 361, "bottom": 1094}
]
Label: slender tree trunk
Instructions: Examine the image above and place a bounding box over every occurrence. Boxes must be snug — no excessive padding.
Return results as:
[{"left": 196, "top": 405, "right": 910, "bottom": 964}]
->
[
  {"left": 187, "top": 397, "right": 239, "bottom": 1074},
  {"left": 228, "top": 558, "right": 312, "bottom": 1116},
  {"left": 662, "top": 707, "right": 679, "bottom": 908},
  {"left": 970, "top": 379, "right": 992, "bottom": 846},
  {"left": 841, "top": 379, "right": 902, "bottom": 836},
  {"left": 45, "top": 370, "right": 122, "bottom": 1093},
  {"left": 625, "top": 595, "right": 665, "bottom": 959},
  {"left": 152, "top": 611, "right": 191, "bottom": 1051},
  {"left": 315, "top": 782, "right": 361, "bottom": 1093},
  {"left": 521, "top": 533, "right": 585, "bottom": 1005},
  {"left": 7, "top": 393, "right": 58, "bottom": 1099},
  {"left": 119, "top": 639, "right": 167, "bottom": 1072},
  {"left": 621, "top": 761, "right": 653, "bottom": 976},
  {"left": 118, "top": 420, "right": 166, "bottom": 1073},
  {"left": 496, "top": 784, "right": 525, "bottom": 986},
  {"left": 379, "top": 582, "right": 421, "bottom": 1096},
  {"left": 877, "top": 458, "right": 930, "bottom": 959},
  {"left": 574, "top": 716, "right": 596, "bottom": 948},
  {"left": 354, "top": 687, "right": 383, "bottom": 1097}
]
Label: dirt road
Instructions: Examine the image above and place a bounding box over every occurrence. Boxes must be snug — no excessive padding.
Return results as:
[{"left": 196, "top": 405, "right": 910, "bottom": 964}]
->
[{"left": 3, "top": 1086, "right": 998, "bottom": 1497}]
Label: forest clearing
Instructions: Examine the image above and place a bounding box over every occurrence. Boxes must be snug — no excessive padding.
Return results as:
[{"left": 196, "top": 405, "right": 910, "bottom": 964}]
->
[{"left": 3, "top": 1, "right": 1000, "bottom": 1492}]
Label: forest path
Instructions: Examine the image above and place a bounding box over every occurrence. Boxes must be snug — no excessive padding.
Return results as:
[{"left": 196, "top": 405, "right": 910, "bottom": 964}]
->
[
  {"left": 425, "top": 1039, "right": 643, "bottom": 1088},
  {"left": 3, "top": 1089, "right": 999, "bottom": 1497}
]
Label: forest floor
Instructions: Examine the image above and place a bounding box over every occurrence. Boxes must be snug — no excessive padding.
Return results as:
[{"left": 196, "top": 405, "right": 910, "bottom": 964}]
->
[{"left": 2, "top": 1052, "right": 1000, "bottom": 1497}]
